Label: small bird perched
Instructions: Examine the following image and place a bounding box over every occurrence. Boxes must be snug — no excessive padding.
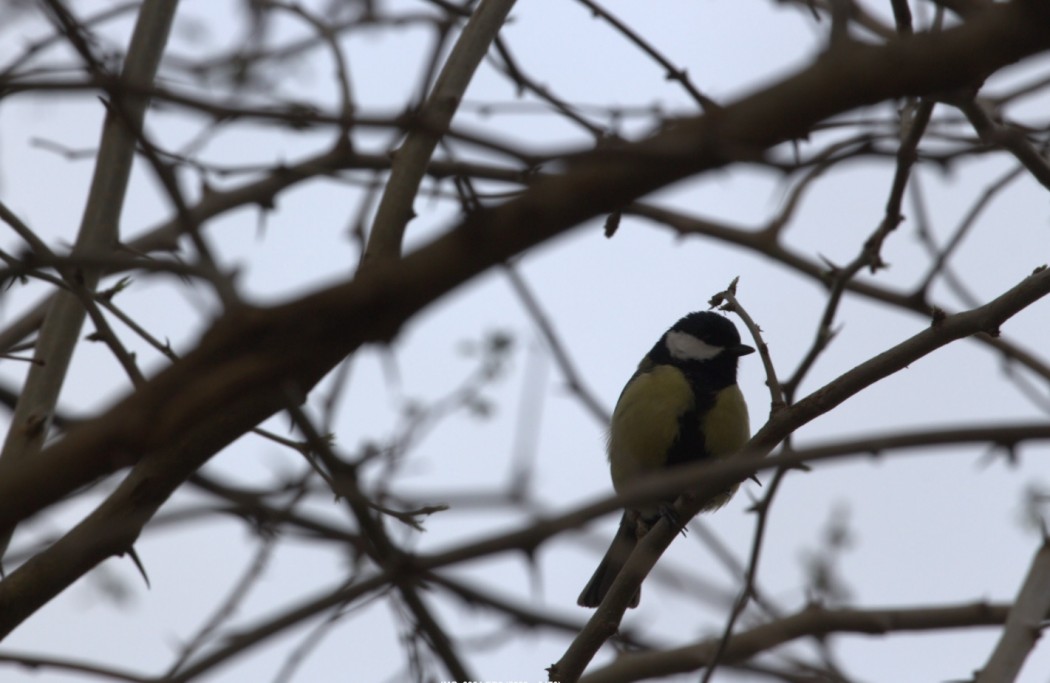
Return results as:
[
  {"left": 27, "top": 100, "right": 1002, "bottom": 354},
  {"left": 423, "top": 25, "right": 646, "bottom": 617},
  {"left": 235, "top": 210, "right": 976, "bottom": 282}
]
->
[{"left": 578, "top": 311, "right": 754, "bottom": 608}]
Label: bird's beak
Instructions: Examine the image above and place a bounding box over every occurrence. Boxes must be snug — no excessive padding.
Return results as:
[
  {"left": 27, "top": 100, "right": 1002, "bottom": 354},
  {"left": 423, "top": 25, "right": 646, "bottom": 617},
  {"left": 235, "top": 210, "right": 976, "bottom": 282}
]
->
[{"left": 730, "top": 344, "right": 756, "bottom": 357}]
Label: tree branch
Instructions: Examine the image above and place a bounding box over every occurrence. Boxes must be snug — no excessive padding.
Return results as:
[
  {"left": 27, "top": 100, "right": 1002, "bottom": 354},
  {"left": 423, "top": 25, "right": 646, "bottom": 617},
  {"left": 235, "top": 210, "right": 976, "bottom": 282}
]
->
[
  {"left": 0, "top": 0, "right": 177, "bottom": 556},
  {"left": 582, "top": 601, "right": 1011, "bottom": 683},
  {"left": 975, "top": 540, "right": 1050, "bottom": 683},
  {"left": 1, "top": 1, "right": 1049, "bottom": 643},
  {"left": 554, "top": 266, "right": 1050, "bottom": 681}
]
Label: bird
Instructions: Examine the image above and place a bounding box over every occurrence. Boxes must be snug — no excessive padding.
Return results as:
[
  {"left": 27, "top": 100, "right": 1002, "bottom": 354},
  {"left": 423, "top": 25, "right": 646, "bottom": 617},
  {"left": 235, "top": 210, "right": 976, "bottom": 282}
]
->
[{"left": 577, "top": 310, "right": 754, "bottom": 608}]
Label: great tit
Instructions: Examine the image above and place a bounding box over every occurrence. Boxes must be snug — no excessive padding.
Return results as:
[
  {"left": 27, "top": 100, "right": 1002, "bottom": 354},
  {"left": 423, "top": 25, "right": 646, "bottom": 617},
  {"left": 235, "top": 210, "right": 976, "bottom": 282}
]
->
[{"left": 578, "top": 311, "right": 754, "bottom": 608}]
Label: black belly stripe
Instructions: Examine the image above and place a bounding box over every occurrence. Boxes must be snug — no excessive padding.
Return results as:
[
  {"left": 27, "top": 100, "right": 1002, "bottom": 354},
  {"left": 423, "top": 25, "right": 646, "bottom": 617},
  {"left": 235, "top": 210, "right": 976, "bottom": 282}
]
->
[{"left": 666, "top": 387, "right": 716, "bottom": 467}]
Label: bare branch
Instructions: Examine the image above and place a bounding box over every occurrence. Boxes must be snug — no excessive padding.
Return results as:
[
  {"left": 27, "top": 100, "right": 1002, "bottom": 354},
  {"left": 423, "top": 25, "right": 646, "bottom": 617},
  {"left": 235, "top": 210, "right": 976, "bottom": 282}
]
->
[
  {"left": 583, "top": 601, "right": 1011, "bottom": 683},
  {"left": 363, "top": 0, "right": 518, "bottom": 264},
  {"left": 975, "top": 541, "right": 1050, "bottom": 683}
]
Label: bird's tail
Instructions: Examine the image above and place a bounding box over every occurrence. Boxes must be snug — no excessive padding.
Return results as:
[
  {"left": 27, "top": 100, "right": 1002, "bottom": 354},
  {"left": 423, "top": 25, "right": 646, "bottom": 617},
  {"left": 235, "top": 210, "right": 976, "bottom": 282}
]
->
[{"left": 577, "top": 512, "right": 640, "bottom": 608}]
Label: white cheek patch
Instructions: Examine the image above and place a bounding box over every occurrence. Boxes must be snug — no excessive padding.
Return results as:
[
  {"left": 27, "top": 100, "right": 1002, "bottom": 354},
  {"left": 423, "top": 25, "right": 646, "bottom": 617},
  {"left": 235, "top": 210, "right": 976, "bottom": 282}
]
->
[{"left": 665, "top": 330, "right": 723, "bottom": 361}]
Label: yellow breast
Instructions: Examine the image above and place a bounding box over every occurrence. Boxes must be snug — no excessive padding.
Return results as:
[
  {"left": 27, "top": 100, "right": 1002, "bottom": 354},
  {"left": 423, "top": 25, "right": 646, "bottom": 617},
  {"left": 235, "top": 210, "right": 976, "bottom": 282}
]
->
[
  {"left": 701, "top": 384, "right": 750, "bottom": 459},
  {"left": 608, "top": 365, "right": 693, "bottom": 492},
  {"left": 607, "top": 366, "right": 750, "bottom": 497}
]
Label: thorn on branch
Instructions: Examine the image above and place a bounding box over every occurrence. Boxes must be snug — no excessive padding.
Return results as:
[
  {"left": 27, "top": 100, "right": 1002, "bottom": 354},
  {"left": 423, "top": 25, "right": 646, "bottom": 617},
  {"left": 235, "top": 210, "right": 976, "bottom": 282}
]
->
[
  {"left": 818, "top": 254, "right": 841, "bottom": 282},
  {"left": 604, "top": 210, "right": 621, "bottom": 238},
  {"left": 665, "top": 67, "right": 686, "bottom": 83},
  {"left": 1004, "top": 443, "right": 1019, "bottom": 466},
  {"left": 125, "top": 546, "right": 151, "bottom": 589},
  {"left": 818, "top": 323, "right": 840, "bottom": 348},
  {"left": 23, "top": 412, "right": 48, "bottom": 438},
  {"left": 98, "top": 276, "right": 132, "bottom": 302},
  {"left": 707, "top": 276, "right": 740, "bottom": 309}
]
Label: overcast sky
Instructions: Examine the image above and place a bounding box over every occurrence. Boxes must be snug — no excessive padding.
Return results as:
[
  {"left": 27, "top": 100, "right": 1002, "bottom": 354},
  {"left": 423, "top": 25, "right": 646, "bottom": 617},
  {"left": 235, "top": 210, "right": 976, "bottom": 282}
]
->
[{"left": 1, "top": 1, "right": 1049, "bottom": 681}]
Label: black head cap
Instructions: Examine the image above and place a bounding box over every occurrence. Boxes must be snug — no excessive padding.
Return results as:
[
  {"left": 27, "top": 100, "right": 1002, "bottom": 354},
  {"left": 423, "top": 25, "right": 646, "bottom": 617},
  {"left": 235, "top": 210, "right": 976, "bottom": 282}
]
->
[{"left": 670, "top": 311, "right": 755, "bottom": 358}]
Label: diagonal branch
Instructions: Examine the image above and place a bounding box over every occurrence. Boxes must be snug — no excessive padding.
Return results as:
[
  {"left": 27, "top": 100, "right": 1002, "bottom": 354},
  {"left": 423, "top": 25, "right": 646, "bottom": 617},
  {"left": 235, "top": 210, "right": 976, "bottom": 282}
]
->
[
  {"left": 1, "top": 0, "right": 1049, "bottom": 642},
  {"left": 0, "top": 0, "right": 178, "bottom": 561},
  {"left": 363, "top": 0, "right": 518, "bottom": 264},
  {"left": 553, "top": 265, "right": 1050, "bottom": 681},
  {"left": 974, "top": 540, "right": 1050, "bottom": 683}
]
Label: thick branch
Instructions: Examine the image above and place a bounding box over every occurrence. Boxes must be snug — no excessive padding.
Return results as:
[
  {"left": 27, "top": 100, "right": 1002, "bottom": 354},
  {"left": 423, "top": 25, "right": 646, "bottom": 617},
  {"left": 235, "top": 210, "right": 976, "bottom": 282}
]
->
[
  {"left": 554, "top": 266, "right": 1050, "bottom": 681},
  {"left": 0, "top": 0, "right": 177, "bottom": 499},
  {"left": 363, "top": 0, "right": 518, "bottom": 264},
  {"left": 583, "top": 602, "right": 1010, "bottom": 683},
  {"left": 1, "top": 0, "right": 1049, "bottom": 641},
  {"left": 975, "top": 541, "right": 1050, "bottom": 683},
  {"left": 20, "top": 422, "right": 1045, "bottom": 672}
]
